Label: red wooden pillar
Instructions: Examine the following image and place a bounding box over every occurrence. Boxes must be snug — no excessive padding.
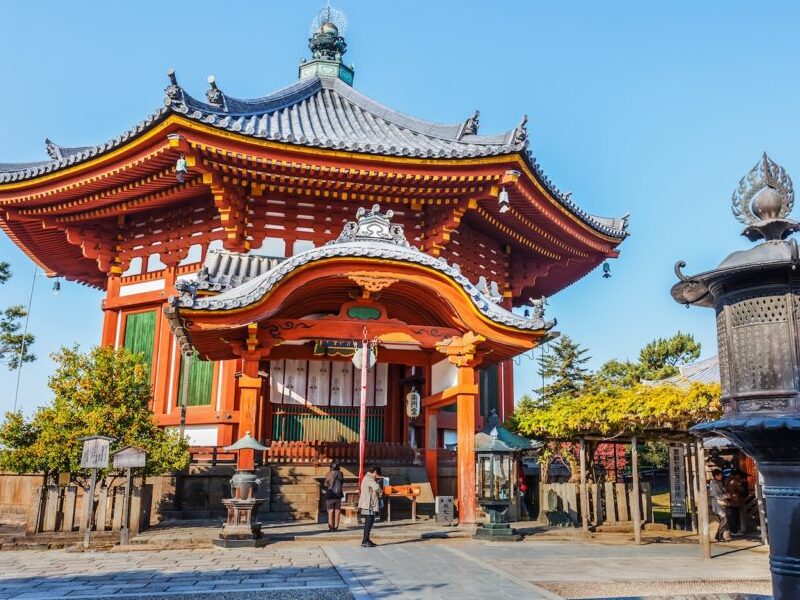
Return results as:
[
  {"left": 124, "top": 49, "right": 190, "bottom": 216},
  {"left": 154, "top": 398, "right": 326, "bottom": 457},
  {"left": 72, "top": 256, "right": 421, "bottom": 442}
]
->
[
  {"left": 499, "top": 358, "right": 515, "bottom": 422},
  {"left": 100, "top": 275, "right": 121, "bottom": 347},
  {"left": 236, "top": 353, "right": 262, "bottom": 470},
  {"left": 424, "top": 406, "right": 439, "bottom": 496},
  {"left": 456, "top": 364, "right": 478, "bottom": 524}
]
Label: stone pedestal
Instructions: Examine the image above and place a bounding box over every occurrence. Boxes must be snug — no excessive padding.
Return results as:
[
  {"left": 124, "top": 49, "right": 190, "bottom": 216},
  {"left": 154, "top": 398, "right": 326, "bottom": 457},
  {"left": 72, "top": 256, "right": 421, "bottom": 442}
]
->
[
  {"left": 473, "top": 522, "right": 521, "bottom": 541},
  {"left": 473, "top": 503, "right": 520, "bottom": 541},
  {"left": 212, "top": 498, "right": 268, "bottom": 548}
]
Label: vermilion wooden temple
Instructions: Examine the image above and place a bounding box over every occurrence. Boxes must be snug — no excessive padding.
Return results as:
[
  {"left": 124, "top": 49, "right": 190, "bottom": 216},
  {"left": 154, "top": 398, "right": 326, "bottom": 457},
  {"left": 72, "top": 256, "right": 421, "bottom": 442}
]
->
[{"left": 0, "top": 14, "right": 627, "bottom": 521}]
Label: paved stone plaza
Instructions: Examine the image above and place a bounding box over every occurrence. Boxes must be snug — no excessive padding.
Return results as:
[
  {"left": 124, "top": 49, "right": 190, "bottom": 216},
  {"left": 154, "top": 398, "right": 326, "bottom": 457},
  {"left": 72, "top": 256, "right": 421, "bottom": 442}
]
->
[{"left": 0, "top": 538, "right": 771, "bottom": 600}]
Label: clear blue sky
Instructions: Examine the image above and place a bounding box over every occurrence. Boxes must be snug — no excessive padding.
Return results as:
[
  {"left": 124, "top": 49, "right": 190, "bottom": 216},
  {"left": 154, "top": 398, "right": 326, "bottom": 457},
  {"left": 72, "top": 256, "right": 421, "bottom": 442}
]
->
[{"left": 2, "top": 1, "right": 799, "bottom": 415}]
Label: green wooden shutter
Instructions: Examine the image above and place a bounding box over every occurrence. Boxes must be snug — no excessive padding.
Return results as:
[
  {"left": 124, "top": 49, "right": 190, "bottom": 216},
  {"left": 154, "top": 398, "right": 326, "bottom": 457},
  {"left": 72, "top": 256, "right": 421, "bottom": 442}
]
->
[
  {"left": 123, "top": 311, "right": 157, "bottom": 382},
  {"left": 178, "top": 354, "right": 214, "bottom": 407}
]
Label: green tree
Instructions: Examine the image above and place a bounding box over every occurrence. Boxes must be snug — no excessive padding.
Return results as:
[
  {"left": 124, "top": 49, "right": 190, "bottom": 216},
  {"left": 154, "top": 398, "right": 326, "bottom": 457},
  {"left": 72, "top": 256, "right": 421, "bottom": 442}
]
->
[
  {"left": 537, "top": 335, "right": 591, "bottom": 401},
  {"left": 0, "top": 262, "right": 35, "bottom": 370},
  {"left": 638, "top": 332, "right": 701, "bottom": 380},
  {"left": 590, "top": 332, "right": 702, "bottom": 389},
  {"left": 0, "top": 346, "right": 189, "bottom": 487},
  {"left": 640, "top": 441, "right": 670, "bottom": 469}
]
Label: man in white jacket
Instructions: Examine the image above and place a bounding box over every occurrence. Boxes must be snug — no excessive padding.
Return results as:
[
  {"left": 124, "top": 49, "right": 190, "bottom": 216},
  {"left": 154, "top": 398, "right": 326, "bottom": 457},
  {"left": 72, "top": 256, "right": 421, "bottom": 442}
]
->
[{"left": 358, "top": 465, "right": 382, "bottom": 547}]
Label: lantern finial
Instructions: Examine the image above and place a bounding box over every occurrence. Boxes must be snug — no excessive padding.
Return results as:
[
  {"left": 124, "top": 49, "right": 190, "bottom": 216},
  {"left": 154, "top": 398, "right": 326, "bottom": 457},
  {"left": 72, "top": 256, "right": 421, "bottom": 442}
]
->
[{"left": 732, "top": 153, "right": 799, "bottom": 241}]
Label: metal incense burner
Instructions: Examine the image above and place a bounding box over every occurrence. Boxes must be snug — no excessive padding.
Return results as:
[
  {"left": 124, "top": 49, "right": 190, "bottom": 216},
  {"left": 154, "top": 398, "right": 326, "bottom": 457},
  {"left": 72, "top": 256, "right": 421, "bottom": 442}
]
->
[
  {"left": 213, "top": 432, "right": 270, "bottom": 548},
  {"left": 672, "top": 153, "right": 800, "bottom": 599}
]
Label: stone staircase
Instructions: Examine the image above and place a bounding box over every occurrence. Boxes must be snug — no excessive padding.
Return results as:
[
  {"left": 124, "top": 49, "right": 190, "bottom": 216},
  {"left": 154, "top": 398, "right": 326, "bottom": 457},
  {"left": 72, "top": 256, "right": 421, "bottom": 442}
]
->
[
  {"left": 267, "top": 466, "right": 322, "bottom": 521},
  {"left": 266, "top": 464, "right": 434, "bottom": 522}
]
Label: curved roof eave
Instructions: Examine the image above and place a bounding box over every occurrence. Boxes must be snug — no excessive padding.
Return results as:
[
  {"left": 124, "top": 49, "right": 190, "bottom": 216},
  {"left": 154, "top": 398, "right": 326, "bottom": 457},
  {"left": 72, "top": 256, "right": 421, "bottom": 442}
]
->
[
  {"left": 520, "top": 150, "right": 629, "bottom": 241},
  {"left": 0, "top": 76, "right": 629, "bottom": 240},
  {"left": 170, "top": 240, "right": 555, "bottom": 334}
]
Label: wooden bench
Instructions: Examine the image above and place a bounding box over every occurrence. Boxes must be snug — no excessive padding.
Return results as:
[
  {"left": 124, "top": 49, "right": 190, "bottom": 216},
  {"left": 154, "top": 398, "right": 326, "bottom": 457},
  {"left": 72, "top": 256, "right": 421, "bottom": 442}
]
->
[{"left": 383, "top": 484, "right": 421, "bottom": 522}]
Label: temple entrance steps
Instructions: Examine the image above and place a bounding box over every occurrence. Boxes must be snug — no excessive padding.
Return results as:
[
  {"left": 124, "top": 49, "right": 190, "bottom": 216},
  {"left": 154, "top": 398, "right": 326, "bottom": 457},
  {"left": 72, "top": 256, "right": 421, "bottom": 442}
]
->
[{"left": 267, "top": 464, "right": 435, "bottom": 522}]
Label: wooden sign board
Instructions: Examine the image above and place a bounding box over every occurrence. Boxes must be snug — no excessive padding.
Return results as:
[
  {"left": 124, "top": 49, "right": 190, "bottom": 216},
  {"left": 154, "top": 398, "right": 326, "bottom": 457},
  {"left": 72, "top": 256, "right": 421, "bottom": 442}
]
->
[
  {"left": 668, "top": 445, "right": 687, "bottom": 518},
  {"left": 80, "top": 437, "right": 112, "bottom": 469},
  {"left": 113, "top": 446, "right": 146, "bottom": 469}
]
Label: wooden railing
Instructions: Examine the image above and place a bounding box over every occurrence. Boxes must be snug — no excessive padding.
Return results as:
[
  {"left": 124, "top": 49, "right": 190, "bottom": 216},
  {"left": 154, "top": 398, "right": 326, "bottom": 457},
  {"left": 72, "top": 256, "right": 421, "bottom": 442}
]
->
[{"left": 189, "top": 441, "right": 417, "bottom": 466}]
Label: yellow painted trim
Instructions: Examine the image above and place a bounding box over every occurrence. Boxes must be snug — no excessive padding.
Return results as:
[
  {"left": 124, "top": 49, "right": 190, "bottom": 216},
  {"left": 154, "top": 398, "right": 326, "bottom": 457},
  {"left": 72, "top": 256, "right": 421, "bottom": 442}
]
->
[
  {"left": 181, "top": 256, "right": 546, "bottom": 339},
  {"left": 0, "top": 119, "right": 177, "bottom": 191}
]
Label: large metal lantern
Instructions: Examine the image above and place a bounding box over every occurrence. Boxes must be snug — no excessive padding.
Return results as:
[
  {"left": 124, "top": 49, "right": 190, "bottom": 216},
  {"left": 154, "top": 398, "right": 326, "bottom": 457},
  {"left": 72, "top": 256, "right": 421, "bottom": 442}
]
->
[
  {"left": 474, "top": 427, "right": 519, "bottom": 541},
  {"left": 672, "top": 154, "right": 800, "bottom": 599}
]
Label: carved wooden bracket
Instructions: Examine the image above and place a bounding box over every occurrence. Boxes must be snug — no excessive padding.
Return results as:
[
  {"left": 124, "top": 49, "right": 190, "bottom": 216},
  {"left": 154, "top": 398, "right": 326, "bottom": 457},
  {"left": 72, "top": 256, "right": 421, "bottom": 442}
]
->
[
  {"left": 347, "top": 271, "right": 399, "bottom": 298},
  {"left": 65, "top": 224, "right": 126, "bottom": 275},
  {"left": 203, "top": 172, "right": 250, "bottom": 252},
  {"left": 419, "top": 203, "right": 469, "bottom": 257},
  {"left": 435, "top": 331, "right": 486, "bottom": 367}
]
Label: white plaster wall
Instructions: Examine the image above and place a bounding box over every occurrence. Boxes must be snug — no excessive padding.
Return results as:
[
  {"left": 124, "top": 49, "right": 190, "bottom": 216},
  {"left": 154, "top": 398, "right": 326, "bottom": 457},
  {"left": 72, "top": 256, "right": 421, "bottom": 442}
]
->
[
  {"left": 168, "top": 425, "right": 218, "bottom": 447},
  {"left": 431, "top": 358, "right": 458, "bottom": 395},
  {"left": 119, "top": 279, "right": 165, "bottom": 296}
]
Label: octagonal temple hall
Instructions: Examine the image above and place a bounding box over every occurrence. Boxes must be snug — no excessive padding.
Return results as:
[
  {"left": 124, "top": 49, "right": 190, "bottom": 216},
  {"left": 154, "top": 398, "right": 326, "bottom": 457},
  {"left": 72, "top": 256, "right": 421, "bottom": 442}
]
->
[{"left": 0, "top": 13, "right": 627, "bottom": 522}]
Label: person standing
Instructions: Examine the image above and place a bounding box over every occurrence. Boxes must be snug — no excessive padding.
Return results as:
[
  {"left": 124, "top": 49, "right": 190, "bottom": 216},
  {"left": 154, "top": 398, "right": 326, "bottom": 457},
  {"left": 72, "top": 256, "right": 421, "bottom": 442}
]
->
[
  {"left": 324, "top": 460, "right": 344, "bottom": 532},
  {"left": 724, "top": 469, "right": 747, "bottom": 535},
  {"left": 709, "top": 468, "right": 730, "bottom": 542},
  {"left": 358, "top": 465, "right": 382, "bottom": 547}
]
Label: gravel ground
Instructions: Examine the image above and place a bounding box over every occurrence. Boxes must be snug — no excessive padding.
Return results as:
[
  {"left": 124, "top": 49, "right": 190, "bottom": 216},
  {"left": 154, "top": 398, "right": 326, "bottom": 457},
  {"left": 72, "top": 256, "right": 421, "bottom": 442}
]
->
[{"left": 538, "top": 577, "right": 770, "bottom": 599}]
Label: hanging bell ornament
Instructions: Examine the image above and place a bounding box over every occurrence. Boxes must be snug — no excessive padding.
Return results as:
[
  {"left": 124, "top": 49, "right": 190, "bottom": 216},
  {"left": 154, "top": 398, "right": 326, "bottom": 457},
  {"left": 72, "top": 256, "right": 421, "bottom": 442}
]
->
[{"left": 176, "top": 154, "right": 188, "bottom": 183}]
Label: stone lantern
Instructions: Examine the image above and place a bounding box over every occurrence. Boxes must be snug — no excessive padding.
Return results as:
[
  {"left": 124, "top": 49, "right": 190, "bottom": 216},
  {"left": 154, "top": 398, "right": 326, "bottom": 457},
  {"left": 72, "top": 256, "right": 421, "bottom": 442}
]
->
[
  {"left": 474, "top": 427, "right": 520, "bottom": 541},
  {"left": 672, "top": 153, "right": 800, "bottom": 599}
]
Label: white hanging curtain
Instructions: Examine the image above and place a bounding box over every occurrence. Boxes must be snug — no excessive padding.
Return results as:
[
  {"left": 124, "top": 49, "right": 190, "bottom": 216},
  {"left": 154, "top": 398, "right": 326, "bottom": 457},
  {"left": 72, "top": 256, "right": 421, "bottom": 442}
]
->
[
  {"left": 282, "top": 359, "right": 308, "bottom": 405},
  {"left": 330, "top": 361, "right": 353, "bottom": 406},
  {"left": 306, "top": 360, "right": 331, "bottom": 406},
  {"left": 374, "top": 363, "right": 388, "bottom": 407},
  {"left": 269, "top": 360, "right": 285, "bottom": 404}
]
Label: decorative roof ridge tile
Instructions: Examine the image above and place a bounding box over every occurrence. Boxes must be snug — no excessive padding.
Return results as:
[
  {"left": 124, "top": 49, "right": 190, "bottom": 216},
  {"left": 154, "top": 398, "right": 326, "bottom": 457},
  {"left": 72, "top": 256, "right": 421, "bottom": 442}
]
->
[
  {"left": 45, "top": 139, "right": 92, "bottom": 161},
  {"left": 166, "top": 75, "right": 519, "bottom": 148}
]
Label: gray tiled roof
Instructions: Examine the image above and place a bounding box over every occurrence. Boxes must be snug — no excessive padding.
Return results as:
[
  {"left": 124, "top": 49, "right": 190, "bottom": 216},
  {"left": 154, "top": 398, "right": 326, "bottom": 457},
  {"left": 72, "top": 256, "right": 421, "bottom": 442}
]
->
[
  {"left": 166, "top": 76, "right": 524, "bottom": 157},
  {"left": 0, "top": 74, "right": 628, "bottom": 239},
  {"left": 643, "top": 355, "right": 720, "bottom": 389},
  {"left": 195, "top": 250, "right": 284, "bottom": 292},
  {"left": 0, "top": 109, "right": 168, "bottom": 180},
  {"left": 167, "top": 205, "right": 555, "bottom": 355}
]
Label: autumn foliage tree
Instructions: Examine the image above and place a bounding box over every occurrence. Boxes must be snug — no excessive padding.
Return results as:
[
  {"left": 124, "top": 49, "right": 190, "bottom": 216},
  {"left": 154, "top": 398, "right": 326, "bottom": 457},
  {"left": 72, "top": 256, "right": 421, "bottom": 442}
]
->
[{"left": 0, "top": 346, "right": 189, "bottom": 487}]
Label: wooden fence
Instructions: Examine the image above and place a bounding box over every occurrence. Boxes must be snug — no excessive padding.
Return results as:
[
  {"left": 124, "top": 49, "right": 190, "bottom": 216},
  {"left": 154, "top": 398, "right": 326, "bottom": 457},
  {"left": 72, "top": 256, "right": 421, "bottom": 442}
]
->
[
  {"left": 189, "top": 441, "right": 418, "bottom": 467},
  {"left": 271, "top": 405, "right": 386, "bottom": 442},
  {"left": 27, "top": 483, "right": 151, "bottom": 535},
  {"left": 539, "top": 482, "right": 653, "bottom": 527}
]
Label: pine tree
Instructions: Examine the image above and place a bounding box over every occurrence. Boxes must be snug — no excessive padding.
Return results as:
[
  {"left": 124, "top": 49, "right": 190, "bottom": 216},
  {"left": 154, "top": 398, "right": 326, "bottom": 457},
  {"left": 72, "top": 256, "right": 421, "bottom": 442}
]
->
[
  {"left": 536, "top": 335, "right": 591, "bottom": 402},
  {"left": 0, "top": 262, "right": 35, "bottom": 370}
]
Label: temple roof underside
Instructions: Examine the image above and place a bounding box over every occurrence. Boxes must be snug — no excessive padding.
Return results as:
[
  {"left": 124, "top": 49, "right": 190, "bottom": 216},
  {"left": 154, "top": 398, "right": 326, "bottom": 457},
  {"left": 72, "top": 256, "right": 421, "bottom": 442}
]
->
[
  {"left": 0, "top": 75, "right": 628, "bottom": 239},
  {"left": 166, "top": 206, "right": 555, "bottom": 363},
  {"left": 0, "top": 72, "right": 628, "bottom": 301}
]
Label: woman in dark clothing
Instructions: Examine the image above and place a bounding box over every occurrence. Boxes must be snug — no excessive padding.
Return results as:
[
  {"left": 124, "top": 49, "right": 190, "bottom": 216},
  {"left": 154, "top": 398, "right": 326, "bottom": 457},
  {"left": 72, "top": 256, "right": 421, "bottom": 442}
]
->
[{"left": 324, "top": 460, "right": 344, "bottom": 532}]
